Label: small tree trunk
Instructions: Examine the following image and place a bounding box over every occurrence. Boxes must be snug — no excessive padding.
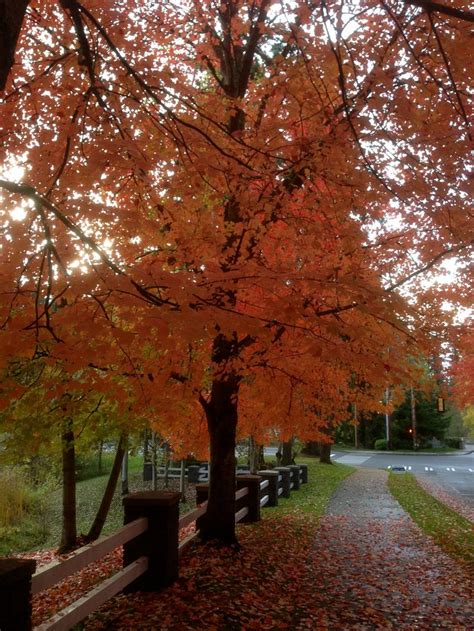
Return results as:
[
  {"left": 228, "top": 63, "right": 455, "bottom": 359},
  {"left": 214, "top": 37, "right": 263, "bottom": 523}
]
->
[
  {"left": 319, "top": 442, "right": 332, "bottom": 464},
  {"left": 60, "top": 418, "right": 77, "bottom": 552},
  {"left": 199, "top": 375, "right": 239, "bottom": 545},
  {"left": 121, "top": 437, "right": 129, "bottom": 495},
  {"left": 86, "top": 433, "right": 128, "bottom": 542},
  {"left": 164, "top": 444, "right": 170, "bottom": 489},
  {"left": 281, "top": 439, "right": 294, "bottom": 466},
  {"left": 179, "top": 460, "right": 186, "bottom": 502},
  {"left": 98, "top": 440, "right": 104, "bottom": 474},
  {"left": 143, "top": 429, "right": 150, "bottom": 462},
  {"left": 248, "top": 436, "right": 257, "bottom": 474},
  {"left": 151, "top": 432, "right": 158, "bottom": 491}
]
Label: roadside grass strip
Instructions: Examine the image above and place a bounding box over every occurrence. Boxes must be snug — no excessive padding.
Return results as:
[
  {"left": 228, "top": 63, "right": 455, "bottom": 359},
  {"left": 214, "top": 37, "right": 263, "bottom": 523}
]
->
[{"left": 388, "top": 472, "right": 474, "bottom": 570}]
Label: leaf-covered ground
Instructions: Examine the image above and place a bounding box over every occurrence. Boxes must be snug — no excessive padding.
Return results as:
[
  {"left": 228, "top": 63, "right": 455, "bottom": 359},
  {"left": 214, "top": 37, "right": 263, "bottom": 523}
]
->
[
  {"left": 25, "top": 463, "right": 473, "bottom": 629},
  {"left": 415, "top": 474, "right": 474, "bottom": 523},
  {"left": 389, "top": 472, "right": 474, "bottom": 570}
]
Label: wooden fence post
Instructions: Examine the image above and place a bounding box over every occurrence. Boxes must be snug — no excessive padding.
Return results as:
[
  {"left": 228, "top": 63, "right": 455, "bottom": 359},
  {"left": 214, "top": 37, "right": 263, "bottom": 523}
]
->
[
  {"left": 0, "top": 558, "right": 36, "bottom": 631},
  {"left": 288, "top": 465, "right": 301, "bottom": 490},
  {"left": 299, "top": 464, "right": 308, "bottom": 484},
  {"left": 187, "top": 465, "right": 201, "bottom": 483},
  {"left": 258, "top": 470, "right": 279, "bottom": 506},
  {"left": 123, "top": 491, "right": 180, "bottom": 591},
  {"left": 236, "top": 475, "right": 262, "bottom": 523},
  {"left": 195, "top": 483, "right": 209, "bottom": 532},
  {"left": 275, "top": 467, "right": 291, "bottom": 498}
]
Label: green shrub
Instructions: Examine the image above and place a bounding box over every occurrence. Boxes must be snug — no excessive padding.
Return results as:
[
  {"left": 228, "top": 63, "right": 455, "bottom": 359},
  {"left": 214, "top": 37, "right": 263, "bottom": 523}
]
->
[
  {"left": 374, "top": 438, "right": 387, "bottom": 450},
  {"left": 444, "top": 437, "right": 462, "bottom": 449},
  {"left": 0, "top": 467, "right": 56, "bottom": 554},
  {"left": 0, "top": 468, "right": 35, "bottom": 528}
]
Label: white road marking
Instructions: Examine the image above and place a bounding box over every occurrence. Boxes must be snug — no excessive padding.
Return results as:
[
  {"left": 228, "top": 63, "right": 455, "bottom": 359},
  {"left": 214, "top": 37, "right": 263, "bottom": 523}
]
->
[{"left": 469, "top": 468, "right": 473, "bottom": 473}]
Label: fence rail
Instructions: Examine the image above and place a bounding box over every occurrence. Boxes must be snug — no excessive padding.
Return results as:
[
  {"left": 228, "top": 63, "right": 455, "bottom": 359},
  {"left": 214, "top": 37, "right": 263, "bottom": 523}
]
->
[
  {"left": 235, "top": 506, "right": 249, "bottom": 523},
  {"left": 1, "top": 463, "right": 308, "bottom": 631},
  {"left": 35, "top": 558, "right": 148, "bottom": 631},
  {"left": 31, "top": 518, "right": 148, "bottom": 596}
]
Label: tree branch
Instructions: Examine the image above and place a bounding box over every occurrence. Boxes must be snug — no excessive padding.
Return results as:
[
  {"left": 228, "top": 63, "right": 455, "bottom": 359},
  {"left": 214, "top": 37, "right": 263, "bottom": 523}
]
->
[{"left": 403, "top": 0, "right": 474, "bottom": 22}]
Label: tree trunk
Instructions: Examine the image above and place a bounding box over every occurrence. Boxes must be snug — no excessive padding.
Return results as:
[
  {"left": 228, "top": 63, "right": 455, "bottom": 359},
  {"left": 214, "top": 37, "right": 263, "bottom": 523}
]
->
[
  {"left": 179, "top": 460, "right": 186, "bottom": 502},
  {"left": 281, "top": 439, "right": 294, "bottom": 466},
  {"left": 121, "top": 436, "right": 129, "bottom": 495},
  {"left": 164, "top": 443, "right": 170, "bottom": 489},
  {"left": 0, "top": 0, "right": 31, "bottom": 90},
  {"left": 319, "top": 442, "right": 332, "bottom": 464},
  {"left": 60, "top": 418, "right": 77, "bottom": 552},
  {"left": 143, "top": 429, "right": 150, "bottom": 462},
  {"left": 151, "top": 431, "right": 158, "bottom": 491},
  {"left": 98, "top": 440, "right": 103, "bottom": 474},
  {"left": 200, "top": 375, "right": 239, "bottom": 545},
  {"left": 248, "top": 436, "right": 263, "bottom": 474},
  {"left": 86, "top": 433, "right": 127, "bottom": 542}
]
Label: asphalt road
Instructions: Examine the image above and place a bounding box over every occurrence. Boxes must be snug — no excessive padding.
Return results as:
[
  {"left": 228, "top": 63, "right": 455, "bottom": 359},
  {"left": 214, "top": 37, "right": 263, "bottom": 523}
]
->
[{"left": 331, "top": 449, "right": 474, "bottom": 506}]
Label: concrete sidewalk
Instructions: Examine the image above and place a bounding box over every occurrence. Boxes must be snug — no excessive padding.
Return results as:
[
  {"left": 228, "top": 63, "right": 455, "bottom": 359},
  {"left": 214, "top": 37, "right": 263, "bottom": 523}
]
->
[{"left": 293, "top": 469, "right": 473, "bottom": 629}]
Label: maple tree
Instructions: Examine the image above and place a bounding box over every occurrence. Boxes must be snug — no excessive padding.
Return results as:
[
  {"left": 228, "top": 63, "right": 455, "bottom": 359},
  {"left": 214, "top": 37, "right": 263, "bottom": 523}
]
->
[{"left": 0, "top": 1, "right": 472, "bottom": 543}]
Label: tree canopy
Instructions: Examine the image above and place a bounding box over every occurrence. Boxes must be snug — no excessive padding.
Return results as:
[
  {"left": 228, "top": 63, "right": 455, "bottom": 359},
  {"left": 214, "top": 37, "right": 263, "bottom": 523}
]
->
[{"left": 1, "top": 0, "right": 472, "bottom": 541}]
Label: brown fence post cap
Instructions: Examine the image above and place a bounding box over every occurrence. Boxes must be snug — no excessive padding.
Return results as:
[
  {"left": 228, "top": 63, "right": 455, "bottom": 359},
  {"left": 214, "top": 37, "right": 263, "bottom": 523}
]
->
[
  {"left": 0, "top": 558, "right": 36, "bottom": 587},
  {"left": 123, "top": 491, "right": 181, "bottom": 507}
]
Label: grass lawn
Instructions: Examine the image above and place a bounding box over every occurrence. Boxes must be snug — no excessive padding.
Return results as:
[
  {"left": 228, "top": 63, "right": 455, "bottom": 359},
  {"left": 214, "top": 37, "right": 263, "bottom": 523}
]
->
[
  {"left": 388, "top": 473, "right": 474, "bottom": 569},
  {"left": 2, "top": 455, "right": 353, "bottom": 555},
  {"left": 0, "top": 457, "right": 193, "bottom": 555},
  {"left": 267, "top": 457, "right": 355, "bottom": 519}
]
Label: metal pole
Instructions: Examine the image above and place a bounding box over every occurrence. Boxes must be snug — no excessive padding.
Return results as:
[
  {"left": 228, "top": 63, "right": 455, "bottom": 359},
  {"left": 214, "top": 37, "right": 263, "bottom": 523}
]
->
[
  {"left": 385, "top": 387, "right": 390, "bottom": 448},
  {"left": 410, "top": 386, "right": 417, "bottom": 449},
  {"left": 353, "top": 403, "right": 359, "bottom": 449}
]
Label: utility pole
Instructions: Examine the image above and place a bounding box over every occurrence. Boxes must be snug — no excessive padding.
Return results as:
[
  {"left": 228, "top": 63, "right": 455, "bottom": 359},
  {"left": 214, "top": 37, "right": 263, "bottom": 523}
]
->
[
  {"left": 353, "top": 403, "right": 359, "bottom": 449},
  {"left": 385, "top": 387, "right": 391, "bottom": 449},
  {"left": 410, "top": 386, "right": 417, "bottom": 450}
]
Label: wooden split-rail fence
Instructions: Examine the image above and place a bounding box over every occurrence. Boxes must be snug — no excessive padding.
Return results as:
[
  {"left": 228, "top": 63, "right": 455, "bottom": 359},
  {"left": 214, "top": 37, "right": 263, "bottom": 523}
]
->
[{"left": 0, "top": 464, "right": 308, "bottom": 631}]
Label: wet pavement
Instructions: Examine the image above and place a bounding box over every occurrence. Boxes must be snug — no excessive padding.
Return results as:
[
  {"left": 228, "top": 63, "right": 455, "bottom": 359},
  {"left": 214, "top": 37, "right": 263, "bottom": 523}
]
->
[{"left": 294, "top": 469, "right": 474, "bottom": 629}]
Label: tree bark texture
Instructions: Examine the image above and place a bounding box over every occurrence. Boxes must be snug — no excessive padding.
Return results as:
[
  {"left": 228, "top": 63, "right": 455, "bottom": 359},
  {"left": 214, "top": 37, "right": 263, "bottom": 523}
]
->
[
  {"left": 200, "top": 375, "right": 240, "bottom": 544},
  {"left": 86, "top": 433, "right": 127, "bottom": 542},
  {"left": 319, "top": 442, "right": 332, "bottom": 464},
  {"left": 281, "top": 439, "right": 294, "bottom": 466},
  {"left": 248, "top": 436, "right": 265, "bottom": 474},
  {"left": 60, "top": 418, "right": 77, "bottom": 552}
]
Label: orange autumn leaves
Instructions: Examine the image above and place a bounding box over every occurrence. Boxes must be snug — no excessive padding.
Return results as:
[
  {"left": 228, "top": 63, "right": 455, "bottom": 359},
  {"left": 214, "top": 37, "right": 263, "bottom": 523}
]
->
[{"left": 0, "top": 1, "right": 472, "bottom": 450}]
